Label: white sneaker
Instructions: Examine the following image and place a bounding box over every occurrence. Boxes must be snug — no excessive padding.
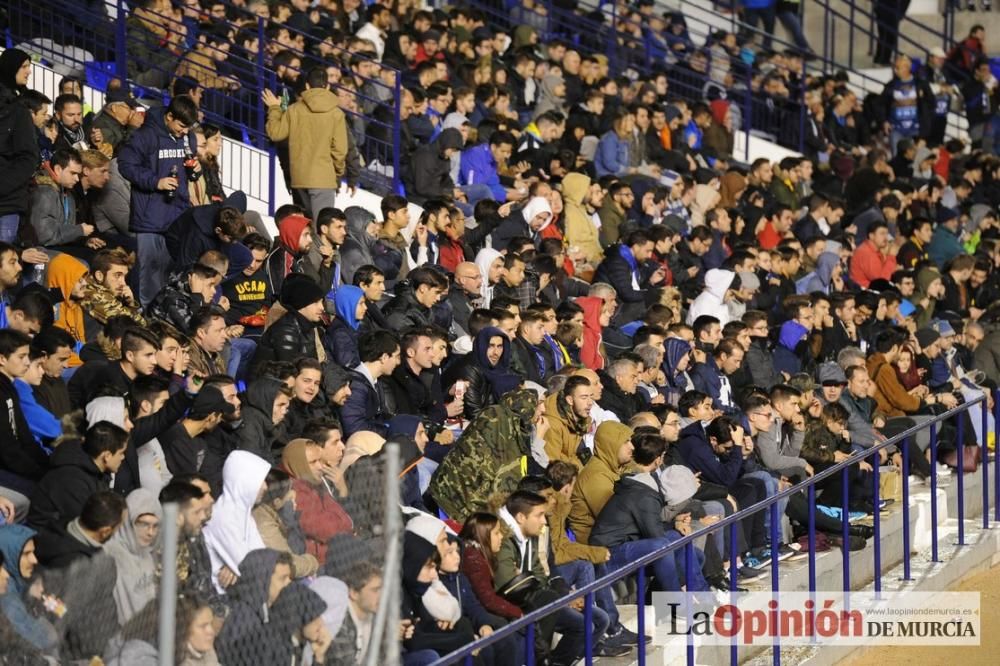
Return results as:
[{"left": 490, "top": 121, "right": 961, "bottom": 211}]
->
[{"left": 935, "top": 463, "right": 953, "bottom": 477}]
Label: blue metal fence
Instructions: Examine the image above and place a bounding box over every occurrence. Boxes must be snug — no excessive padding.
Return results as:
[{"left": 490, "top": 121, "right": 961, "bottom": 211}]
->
[
  {"left": 435, "top": 392, "right": 998, "bottom": 665},
  {"left": 4, "top": 0, "right": 403, "bottom": 204}
]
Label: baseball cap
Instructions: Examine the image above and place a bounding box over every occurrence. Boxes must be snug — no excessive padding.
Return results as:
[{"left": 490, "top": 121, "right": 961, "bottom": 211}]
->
[
  {"left": 188, "top": 386, "right": 237, "bottom": 420},
  {"left": 106, "top": 87, "right": 139, "bottom": 109}
]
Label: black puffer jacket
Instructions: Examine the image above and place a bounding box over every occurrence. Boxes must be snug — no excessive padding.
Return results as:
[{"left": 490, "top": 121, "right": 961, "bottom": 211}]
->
[
  {"left": 145, "top": 272, "right": 206, "bottom": 332},
  {"left": 0, "top": 84, "right": 40, "bottom": 216},
  {"left": 252, "top": 309, "right": 320, "bottom": 372},
  {"left": 403, "top": 128, "right": 464, "bottom": 203},
  {"left": 441, "top": 352, "right": 495, "bottom": 421},
  {"left": 382, "top": 284, "right": 434, "bottom": 331},
  {"left": 590, "top": 472, "right": 668, "bottom": 548}
]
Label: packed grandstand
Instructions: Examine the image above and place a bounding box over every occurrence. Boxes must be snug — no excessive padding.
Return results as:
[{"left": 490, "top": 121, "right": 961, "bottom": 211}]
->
[{"left": 0, "top": 0, "right": 999, "bottom": 665}]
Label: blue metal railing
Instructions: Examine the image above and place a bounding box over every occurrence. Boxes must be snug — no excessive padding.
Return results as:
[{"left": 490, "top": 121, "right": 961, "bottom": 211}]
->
[
  {"left": 5, "top": 0, "right": 403, "bottom": 201},
  {"left": 435, "top": 392, "right": 998, "bottom": 665}
]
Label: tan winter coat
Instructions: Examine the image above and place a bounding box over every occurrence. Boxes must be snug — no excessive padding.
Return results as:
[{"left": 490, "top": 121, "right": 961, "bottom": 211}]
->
[{"left": 266, "top": 87, "right": 349, "bottom": 189}]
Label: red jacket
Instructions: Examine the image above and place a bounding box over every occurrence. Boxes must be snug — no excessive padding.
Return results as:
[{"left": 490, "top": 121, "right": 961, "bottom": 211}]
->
[
  {"left": 460, "top": 542, "right": 523, "bottom": 619},
  {"left": 292, "top": 478, "right": 354, "bottom": 565},
  {"left": 849, "top": 240, "right": 897, "bottom": 288}
]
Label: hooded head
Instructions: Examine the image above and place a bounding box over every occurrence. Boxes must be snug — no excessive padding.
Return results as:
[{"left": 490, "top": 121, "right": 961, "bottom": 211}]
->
[
  {"left": 500, "top": 388, "right": 540, "bottom": 433},
  {"left": 562, "top": 172, "right": 591, "bottom": 207},
  {"left": 0, "top": 49, "right": 30, "bottom": 94},
  {"left": 203, "top": 451, "right": 272, "bottom": 575},
  {"left": 278, "top": 214, "right": 311, "bottom": 254},
  {"left": 436, "top": 128, "right": 465, "bottom": 157},
  {"left": 228, "top": 548, "right": 282, "bottom": 617},
  {"left": 244, "top": 377, "right": 285, "bottom": 418},
  {"left": 109, "top": 488, "right": 163, "bottom": 557},
  {"left": 664, "top": 337, "right": 691, "bottom": 381},
  {"left": 388, "top": 415, "right": 423, "bottom": 440},
  {"left": 47, "top": 253, "right": 88, "bottom": 340},
  {"left": 520, "top": 196, "right": 553, "bottom": 232},
  {"left": 473, "top": 326, "right": 511, "bottom": 370},
  {"left": 345, "top": 206, "right": 377, "bottom": 243},
  {"left": 309, "top": 576, "right": 350, "bottom": 638},
  {"left": 778, "top": 319, "right": 809, "bottom": 351},
  {"left": 0, "top": 524, "right": 36, "bottom": 596},
  {"left": 719, "top": 172, "right": 746, "bottom": 209},
  {"left": 86, "top": 396, "right": 128, "bottom": 429},
  {"left": 321, "top": 364, "right": 351, "bottom": 399},
  {"left": 709, "top": 99, "right": 730, "bottom": 126},
  {"left": 474, "top": 247, "right": 503, "bottom": 305},
  {"left": 270, "top": 581, "right": 328, "bottom": 640},
  {"left": 334, "top": 285, "right": 365, "bottom": 331},
  {"left": 339, "top": 431, "right": 386, "bottom": 472},
  {"left": 593, "top": 422, "right": 634, "bottom": 471},
  {"left": 282, "top": 438, "right": 319, "bottom": 483},
  {"left": 815, "top": 252, "right": 840, "bottom": 287},
  {"left": 703, "top": 268, "right": 735, "bottom": 299}
]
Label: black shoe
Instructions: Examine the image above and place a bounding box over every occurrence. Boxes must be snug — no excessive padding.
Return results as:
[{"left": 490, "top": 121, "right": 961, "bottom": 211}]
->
[
  {"left": 606, "top": 623, "right": 651, "bottom": 646},
  {"left": 707, "top": 574, "right": 749, "bottom": 593},
  {"left": 594, "top": 641, "right": 632, "bottom": 657},
  {"left": 850, "top": 524, "right": 875, "bottom": 539}
]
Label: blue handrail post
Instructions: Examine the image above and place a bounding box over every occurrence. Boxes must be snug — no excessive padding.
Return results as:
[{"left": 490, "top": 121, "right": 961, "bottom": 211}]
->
[
  {"left": 807, "top": 484, "right": 816, "bottom": 594},
  {"left": 848, "top": 1, "right": 855, "bottom": 69},
  {"left": 255, "top": 16, "right": 266, "bottom": 141},
  {"left": 871, "top": 453, "right": 881, "bottom": 595},
  {"left": 637, "top": 567, "right": 646, "bottom": 666},
  {"left": 607, "top": 2, "right": 617, "bottom": 76},
  {"left": 583, "top": 592, "right": 593, "bottom": 666},
  {"left": 840, "top": 467, "right": 850, "bottom": 590},
  {"left": 685, "top": 541, "right": 695, "bottom": 666},
  {"left": 957, "top": 416, "right": 965, "bottom": 545},
  {"left": 729, "top": 522, "right": 738, "bottom": 666},
  {"left": 930, "top": 423, "right": 939, "bottom": 562},
  {"left": 392, "top": 70, "right": 403, "bottom": 196},
  {"left": 525, "top": 622, "right": 535, "bottom": 666},
  {"left": 114, "top": 0, "right": 127, "bottom": 82},
  {"left": 983, "top": 400, "right": 990, "bottom": 530},
  {"left": 902, "top": 436, "right": 911, "bottom": 580},
  {"left": 769, "top": 502, "right": 780, "bottom": 666},
  {"left": 995, "top": 390, "right": 1000, "bottom": 523}
]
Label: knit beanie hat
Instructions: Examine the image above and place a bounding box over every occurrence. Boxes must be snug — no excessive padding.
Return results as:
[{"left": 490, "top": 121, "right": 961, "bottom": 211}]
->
[{"left": 280, "top": 274, "right": 325, "bottom": 312}]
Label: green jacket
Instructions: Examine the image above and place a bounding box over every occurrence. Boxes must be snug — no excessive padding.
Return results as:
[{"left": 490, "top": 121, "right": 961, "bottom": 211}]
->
[
  {"left": 494, "top": 526, "right": 548, "bottom": 591},
  {"left": 428, "top": 389, "right": 538, "bottom": 522}
]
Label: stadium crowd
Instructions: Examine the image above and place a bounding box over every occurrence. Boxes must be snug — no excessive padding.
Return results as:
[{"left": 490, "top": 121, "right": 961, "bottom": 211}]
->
[{"left": 1, "top": 1, "right": 1000, "bottom": 665}]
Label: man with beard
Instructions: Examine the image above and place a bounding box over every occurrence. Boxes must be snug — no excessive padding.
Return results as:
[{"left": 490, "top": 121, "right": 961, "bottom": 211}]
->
[
  {"left": 52, "top": 94, "right": 94, "bottom": 152},
  {"left": 198, "top": 375, "right": 246, "bottom": 497},
  {"left": 302, "top": 207, "right": 348, "bottom": 308},
  {"left": 80, "top": 247, "right": 145, "bottom": 340},
  {"left": 29, "top": 326, "right": 76, "bottom": 419},
  {"left": 159, "top": 480, "right": 231, "bottom": 616},
  {"left": 68, "top": 327, "right": 159, "bottom": 408},
  {"left": 156, "top": 386, "right": 236, "bottom": 477}
]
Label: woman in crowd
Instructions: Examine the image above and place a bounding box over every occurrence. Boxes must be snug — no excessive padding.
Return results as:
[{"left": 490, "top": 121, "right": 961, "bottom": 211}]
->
[
  {"left": 104, "top": 488, "right": 162, "bottom": 625},
  {"left": 251, "top": 467, "right": 318, "bottom": 578},
  {"left": 326, "top": 285, "right": 367, "bottom": 368}
]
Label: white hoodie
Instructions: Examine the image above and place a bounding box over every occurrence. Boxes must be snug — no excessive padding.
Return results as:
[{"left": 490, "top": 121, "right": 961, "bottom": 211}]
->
[
  {"left": 686, "top": 268, "right": 735, "bottom": 326},
  {"left": 203, "top": 450, "right": 272, "bottom": 589}
]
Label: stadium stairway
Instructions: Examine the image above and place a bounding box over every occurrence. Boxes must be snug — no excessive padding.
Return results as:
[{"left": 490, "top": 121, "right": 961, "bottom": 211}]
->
[{"left": 596, "top": 463, "right": 999, "bottom": 665}]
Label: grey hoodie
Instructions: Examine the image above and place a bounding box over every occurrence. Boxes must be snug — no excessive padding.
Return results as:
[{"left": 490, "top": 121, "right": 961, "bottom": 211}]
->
[{"left": 339, "top": 205, "right": 378, "bottom": 286}]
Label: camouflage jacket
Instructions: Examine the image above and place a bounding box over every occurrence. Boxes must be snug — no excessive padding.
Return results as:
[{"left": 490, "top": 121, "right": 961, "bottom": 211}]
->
[
  {"left": 81, "top": 277, "right": 146, "bottom": 327},
  {"left": 428, "top": 389, "right": 538, "bottom": 523}
]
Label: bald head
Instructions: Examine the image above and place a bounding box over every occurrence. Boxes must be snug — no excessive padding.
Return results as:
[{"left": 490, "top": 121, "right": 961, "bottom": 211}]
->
[
  {"left": 454, "top": 261, "right": 482, "bottom": 297},
  {"left": 629, "top": 412, "right": 659, "bottom": 429}
]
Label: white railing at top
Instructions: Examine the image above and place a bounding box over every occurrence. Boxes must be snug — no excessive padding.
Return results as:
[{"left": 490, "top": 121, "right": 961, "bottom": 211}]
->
[{"left": 23, "top": 56, "right": 289, "bottom": 228}]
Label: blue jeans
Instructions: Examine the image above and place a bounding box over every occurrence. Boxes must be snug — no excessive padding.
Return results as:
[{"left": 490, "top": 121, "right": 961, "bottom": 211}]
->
[
  {"left": 227, "top": 337, "right": 257, "bottom": 381},
  {"left": 0, "top": 214, "right": 19, "bottom": 244},
  {"left": 402, "top": 649, "right": 439, "bottom": 666},
  {"left": 136, "top": 233, "right": 170, "bottom": 308},
  {"left": 552, "top": 560, "right": 613, "bottom": 638},
  {"left": 743, "top": 470, "right": 786, "bottom": 541},
  {"left": 607, "top": 532, "right": 709, "bottom": 592}
]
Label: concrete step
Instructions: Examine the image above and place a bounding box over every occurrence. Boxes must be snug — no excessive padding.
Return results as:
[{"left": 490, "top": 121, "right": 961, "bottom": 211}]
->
[{"left": 597, "top": 463, "right": 996, "bottom": 665}]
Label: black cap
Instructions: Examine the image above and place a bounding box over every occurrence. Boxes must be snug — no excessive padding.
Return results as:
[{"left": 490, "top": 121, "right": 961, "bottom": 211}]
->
[
  {"left": 280, "top": 274, "right": 326, "bottom": 312},
  {"left": 105, "top": 87, "right": 139, "bottom": 109},
  {"left": 188, "top": 386, "right": 236, "bottom": 420}
]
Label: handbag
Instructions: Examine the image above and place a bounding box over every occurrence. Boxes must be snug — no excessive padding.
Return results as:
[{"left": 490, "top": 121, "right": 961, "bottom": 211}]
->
[
  {"left": 942, "top": 445, "right": 981, "bottom": 473},
  {"left": 497, "top": 572, "right": 542, "bottom": 608},
  {"left": 878, "top": 468, "right": 903, "bottom": 503}
]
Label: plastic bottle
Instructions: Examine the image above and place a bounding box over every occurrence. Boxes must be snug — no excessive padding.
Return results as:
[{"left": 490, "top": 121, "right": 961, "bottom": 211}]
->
[{"left": 166, "top": 165, "right": 179, "bottom": 200}]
